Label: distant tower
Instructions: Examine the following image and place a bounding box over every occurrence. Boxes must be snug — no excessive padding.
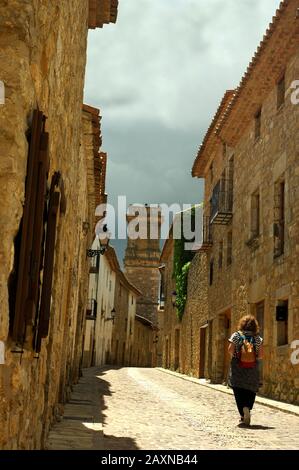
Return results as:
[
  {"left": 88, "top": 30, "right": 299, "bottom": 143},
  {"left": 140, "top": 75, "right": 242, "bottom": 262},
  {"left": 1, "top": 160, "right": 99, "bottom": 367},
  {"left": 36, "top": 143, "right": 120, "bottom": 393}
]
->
[{"left": 124, "top": 205, "right": 162, "bottom": 325}]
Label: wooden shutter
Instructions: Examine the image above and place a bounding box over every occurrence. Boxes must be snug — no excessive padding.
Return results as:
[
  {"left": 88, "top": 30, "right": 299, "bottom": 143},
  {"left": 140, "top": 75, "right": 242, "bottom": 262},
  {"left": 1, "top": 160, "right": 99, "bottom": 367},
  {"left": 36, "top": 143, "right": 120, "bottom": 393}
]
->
[
  {"left": 34, "top": 172, "right": 66, "bottom": 353},
  {"left": 13, "top": 110, "right": 49, "bottom": 344}
]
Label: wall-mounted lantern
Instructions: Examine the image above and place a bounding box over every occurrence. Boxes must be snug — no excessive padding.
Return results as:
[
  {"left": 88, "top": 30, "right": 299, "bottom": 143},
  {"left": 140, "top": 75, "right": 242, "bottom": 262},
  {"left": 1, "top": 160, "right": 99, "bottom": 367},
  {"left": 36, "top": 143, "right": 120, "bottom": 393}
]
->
[
  {"left": 171, "top": 291, "right": 177, "bottom": 308},
  {"left": 87, "top": 224, "right": 110, "bottom": 257},
  {"left": 105, "top": 308, "right": 116, "bottom": 324}
]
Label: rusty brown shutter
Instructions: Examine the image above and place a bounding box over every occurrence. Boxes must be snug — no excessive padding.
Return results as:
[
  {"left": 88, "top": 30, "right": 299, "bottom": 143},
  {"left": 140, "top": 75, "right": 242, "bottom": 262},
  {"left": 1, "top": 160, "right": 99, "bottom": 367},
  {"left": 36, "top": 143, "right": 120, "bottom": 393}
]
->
[
  {"left": 13, "top": 110, "right": 49, "bottom": 344},
  {"left": 34, "top": 172, "right": 66, "bottom": 352}
]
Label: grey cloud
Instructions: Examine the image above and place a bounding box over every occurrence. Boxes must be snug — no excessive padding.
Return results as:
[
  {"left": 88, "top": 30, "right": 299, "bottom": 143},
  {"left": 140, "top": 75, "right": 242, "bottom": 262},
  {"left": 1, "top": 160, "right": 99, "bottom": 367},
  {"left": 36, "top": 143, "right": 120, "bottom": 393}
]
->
[{"left": 84, "top": 0, "right": 281, "bottom": 261}]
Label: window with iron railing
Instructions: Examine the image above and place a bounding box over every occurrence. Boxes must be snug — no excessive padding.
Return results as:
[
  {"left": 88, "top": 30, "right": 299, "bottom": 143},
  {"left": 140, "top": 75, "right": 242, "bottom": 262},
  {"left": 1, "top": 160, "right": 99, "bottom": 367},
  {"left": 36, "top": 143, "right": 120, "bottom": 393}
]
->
[
  {"left": 198, "top": 216, "right": 213, "bottom": 252},
  {"left": 210, "top": 178, "right": 233, "bottom": 225}
]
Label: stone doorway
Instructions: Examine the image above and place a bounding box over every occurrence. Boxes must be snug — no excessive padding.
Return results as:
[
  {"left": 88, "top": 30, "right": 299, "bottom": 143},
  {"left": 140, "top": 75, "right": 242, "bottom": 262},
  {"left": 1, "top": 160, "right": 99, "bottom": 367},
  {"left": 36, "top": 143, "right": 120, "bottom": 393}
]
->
[
  {"left": 165, "top": 338, "right": 169, "bottom": 368},
  {"left": 199, "top": 325, "right": 207, "bottom": 378},
  {"left": 222, "top": 310, "right": 231, "bottom": 384},
  {"left": 174, "top": 329, "right": 180, "bottom": 371},
  {"left": 256, "top": 301, "right": 265, "bottom": 384}
]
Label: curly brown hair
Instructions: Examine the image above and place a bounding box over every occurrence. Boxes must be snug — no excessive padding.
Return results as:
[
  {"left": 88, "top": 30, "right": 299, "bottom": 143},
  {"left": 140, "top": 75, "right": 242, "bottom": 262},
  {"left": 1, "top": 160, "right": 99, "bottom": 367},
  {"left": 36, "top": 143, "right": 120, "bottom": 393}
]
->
[{"left": 237, "top": 315, "right": 259, "bottom": 334}]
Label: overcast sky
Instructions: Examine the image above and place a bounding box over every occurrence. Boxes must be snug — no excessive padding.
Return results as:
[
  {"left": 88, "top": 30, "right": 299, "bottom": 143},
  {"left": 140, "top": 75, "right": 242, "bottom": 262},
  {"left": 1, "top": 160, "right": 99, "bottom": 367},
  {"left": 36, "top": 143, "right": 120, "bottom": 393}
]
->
[{"left": 84, "top": 0, "right": 281, "bottom": 261}]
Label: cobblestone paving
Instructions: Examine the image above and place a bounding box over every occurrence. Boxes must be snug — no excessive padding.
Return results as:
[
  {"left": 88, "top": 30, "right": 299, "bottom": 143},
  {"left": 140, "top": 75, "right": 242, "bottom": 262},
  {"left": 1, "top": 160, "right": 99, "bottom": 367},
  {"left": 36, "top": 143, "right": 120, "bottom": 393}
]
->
[{"left": 98, "top": 367, "right": 299, "bottom": 450}]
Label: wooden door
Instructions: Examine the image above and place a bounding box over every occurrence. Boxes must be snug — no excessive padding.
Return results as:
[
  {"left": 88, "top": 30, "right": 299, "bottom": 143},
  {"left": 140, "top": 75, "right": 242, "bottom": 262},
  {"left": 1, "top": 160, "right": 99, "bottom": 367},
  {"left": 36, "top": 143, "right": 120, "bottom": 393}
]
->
[
  {"left": 199, "top": 327, "right": 207, "bottom": 378},
  {"left": 223, "top": 311, "right": 231, "bottom": 383}
]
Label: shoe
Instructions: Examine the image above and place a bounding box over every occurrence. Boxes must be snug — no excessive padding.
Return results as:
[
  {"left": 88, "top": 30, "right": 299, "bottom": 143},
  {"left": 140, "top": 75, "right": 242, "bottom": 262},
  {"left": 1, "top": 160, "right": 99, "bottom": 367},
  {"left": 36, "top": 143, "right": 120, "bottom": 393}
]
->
[{"left": 243, "top": 407, "right": 251, "bottom": 426}]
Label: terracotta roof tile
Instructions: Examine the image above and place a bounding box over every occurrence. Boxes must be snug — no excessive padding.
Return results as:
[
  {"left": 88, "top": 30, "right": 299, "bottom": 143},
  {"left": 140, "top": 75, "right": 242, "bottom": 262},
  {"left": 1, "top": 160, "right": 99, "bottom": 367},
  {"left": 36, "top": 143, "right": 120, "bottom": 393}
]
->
[{"left": 192, "top": 91, "right": 235, "bottom": 177}]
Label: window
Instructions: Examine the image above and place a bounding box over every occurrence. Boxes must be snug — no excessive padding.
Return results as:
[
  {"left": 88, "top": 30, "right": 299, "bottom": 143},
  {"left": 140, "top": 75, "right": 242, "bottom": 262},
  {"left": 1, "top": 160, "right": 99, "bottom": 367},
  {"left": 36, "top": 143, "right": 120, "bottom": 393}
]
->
[
  {"left": 227, "top": 231, "right": 232, "bottom": 266},
  {"left": 255, "top": 108, "right": 261, "bottom": 140},
  {"left": 274, "top": 180, "right": 285, "bottom": 258},
  {"left": 276, "top": 300, "right": 288, "bottom": 346},
  {"left": 209, "top": 259, "right": 214, "bottom": 286},
  {"left": 218, "top": 240, "right": 223, "bottom": 269},
  {"left": 131, "top": 296, "right": 134, "bottom": 305},
  {"left": 228, "top": 156, "right": 234, "bottom": 211},
  {"left": 9, "top": 109, "right": 67, "bottom": 352},
  {"left": 277, "top": 75, "right": 285, "bottom": 109},
  {"left": 251, "top": 190, "right": 260, "bottom": 238},
  {"left": 209, "top": 163, "right": 214, "bottom": 184}
]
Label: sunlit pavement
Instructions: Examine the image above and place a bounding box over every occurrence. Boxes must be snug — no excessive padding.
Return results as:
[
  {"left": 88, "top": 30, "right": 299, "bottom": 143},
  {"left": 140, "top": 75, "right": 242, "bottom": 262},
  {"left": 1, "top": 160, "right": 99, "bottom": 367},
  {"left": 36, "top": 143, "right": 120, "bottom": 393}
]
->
[{"left": 47, "top": 367, "right": 299, "bottom": 450}]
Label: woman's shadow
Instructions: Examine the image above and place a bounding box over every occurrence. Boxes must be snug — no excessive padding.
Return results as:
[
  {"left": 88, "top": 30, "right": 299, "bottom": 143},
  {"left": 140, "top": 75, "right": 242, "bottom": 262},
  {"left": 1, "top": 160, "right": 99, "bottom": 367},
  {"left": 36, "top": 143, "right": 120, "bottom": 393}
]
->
[{"left": 238, "top": 423, "right": 275, "bottom": 430}]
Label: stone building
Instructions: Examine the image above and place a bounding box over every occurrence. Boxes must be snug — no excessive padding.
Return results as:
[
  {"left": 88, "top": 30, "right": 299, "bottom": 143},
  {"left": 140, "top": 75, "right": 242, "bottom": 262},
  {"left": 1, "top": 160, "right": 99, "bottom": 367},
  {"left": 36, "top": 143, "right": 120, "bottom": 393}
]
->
[
  {"left": 84, "top": 242, "right": 140, "bottom": 369},
  {"left": 159, "top": 219, "right": 209, "bottom": 377},
  {"left": 0, "top": 0, "right": 119, "bottom": 449},
  {"left": 161, "top": 0, "right": 299, "bottom": 405},
  {"left": 84, "top": 229, "right": 156, "bottom": 370},
  {"left": 110, "top": 260, "right": 141, "bottom": 366},
  {"left": 82, "top": 105, "right": 109, "bottom": 369},
  {"left": 124, "top": 205, "right": 162, "bottom": 325},
  {"left": 132, "top": 315, "right": 158, "bottom": 368},
  {"left": 84, "top": 245, "right": 117, "bottom": 368},
  {"left": 192, "top": 0, "right": 299, "bottom": 403}
]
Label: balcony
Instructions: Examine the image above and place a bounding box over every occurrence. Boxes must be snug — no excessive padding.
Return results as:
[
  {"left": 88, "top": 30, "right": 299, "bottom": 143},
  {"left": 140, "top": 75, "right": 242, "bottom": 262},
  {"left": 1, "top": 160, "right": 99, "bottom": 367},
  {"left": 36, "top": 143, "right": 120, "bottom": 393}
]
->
[
  {"left": 86, "top": 298, "right": 98, "bottom": 319},
  {"left": 197, "top": 216, "right": 213, "bottom": 252},
  {"left": 210, "top": 179, "right": 233, "bottom": 225}
]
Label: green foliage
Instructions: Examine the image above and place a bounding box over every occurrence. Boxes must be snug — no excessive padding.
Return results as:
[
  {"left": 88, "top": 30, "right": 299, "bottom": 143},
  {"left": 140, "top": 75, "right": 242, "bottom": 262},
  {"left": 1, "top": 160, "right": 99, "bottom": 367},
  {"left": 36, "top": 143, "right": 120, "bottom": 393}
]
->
[
  {"left": 172, "top": 209, "right": 196, "bottom": 320},
  {"left": 175, "top": 261, "right": 191, "bottom": 321}
]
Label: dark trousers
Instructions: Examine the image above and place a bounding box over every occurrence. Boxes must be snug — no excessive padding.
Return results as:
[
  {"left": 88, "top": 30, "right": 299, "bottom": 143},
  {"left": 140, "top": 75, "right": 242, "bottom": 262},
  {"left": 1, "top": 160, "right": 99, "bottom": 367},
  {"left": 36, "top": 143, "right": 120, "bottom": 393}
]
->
[{"left": 233, "top": 387, "right": 256, "bottom": 417}]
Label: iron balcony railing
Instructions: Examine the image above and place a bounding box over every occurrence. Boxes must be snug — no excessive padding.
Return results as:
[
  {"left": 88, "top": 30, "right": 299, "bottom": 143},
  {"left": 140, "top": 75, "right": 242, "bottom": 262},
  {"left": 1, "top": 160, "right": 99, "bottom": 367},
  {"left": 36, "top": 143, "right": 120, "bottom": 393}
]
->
[
  {"left": 210, "top": 179, "right": 233, "bottom": 225},
  {"left": 86, "top": 298, "right": 98, "bottom": 319},
  {"left": 197, "top": 216, "right": 213, "bottom": 252}
]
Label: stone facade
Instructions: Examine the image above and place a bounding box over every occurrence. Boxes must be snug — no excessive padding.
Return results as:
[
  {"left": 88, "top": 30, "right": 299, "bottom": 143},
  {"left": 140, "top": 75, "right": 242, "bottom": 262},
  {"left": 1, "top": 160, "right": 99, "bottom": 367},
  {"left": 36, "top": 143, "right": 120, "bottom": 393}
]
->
[
  {"left": 159, "top": 237, "right": 209, "bottom": 377},
  {"left": 161, "top": 0, "right": 299, "bottom": 405},
  {"left": 0, "top": 0, "right": 119, "bottom": 449},
  {"left": 124, "top": 206, "right": 162, "bottom": 325},
  {"left": 191, "top": 0, "right": 299, "bottom": 403},
  {"left": 94, "top": 248, "right": 116, "bottom": 367},
  {"left": 110, "top": 259, "right": 141, "bottom": 366},
  {"left": 132, "top": 316, "right": 157, "bottom": 368}
]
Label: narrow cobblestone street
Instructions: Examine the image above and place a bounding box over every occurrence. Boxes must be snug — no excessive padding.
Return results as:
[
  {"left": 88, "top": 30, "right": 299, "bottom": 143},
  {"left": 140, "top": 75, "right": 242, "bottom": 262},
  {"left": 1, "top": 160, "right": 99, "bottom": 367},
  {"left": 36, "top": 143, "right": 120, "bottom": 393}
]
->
[{"left": 47, "top": 367, "right": 299, "bottom": 450}]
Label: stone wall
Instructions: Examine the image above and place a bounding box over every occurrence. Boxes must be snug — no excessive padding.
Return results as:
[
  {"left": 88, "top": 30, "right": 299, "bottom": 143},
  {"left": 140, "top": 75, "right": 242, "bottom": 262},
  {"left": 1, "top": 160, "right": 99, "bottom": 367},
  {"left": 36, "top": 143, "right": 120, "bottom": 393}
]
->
[
  {"left": 111, "top": 276, "right": 130, "bottom": 365},
  {"left": 161, "top": 47, "right": 299, "bottom": 405},
  {"left": 190, "top": 11, "right": 299, "bottom": 404},
  {"left": 0, "top": 0, "right": 101, "bottom": 449},
  {"left": 125, "top": 265, "right": 160, "bottom": 324},
  {"left": 160, "top": 242, "right": 209, "bottom": 378},
  {"left": 229, "top": 49, "right": 299, "bottom": 403},
  {"left": 132, "top": 318, "right": 156, "bottom": 367}
]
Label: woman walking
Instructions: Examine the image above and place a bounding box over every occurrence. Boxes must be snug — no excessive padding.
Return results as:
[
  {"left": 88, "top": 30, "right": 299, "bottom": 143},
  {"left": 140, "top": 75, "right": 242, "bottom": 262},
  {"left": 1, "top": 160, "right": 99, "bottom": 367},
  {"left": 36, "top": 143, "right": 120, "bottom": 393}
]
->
[{"left": 228, "top": 315, "right": 263, "bottom": 426}]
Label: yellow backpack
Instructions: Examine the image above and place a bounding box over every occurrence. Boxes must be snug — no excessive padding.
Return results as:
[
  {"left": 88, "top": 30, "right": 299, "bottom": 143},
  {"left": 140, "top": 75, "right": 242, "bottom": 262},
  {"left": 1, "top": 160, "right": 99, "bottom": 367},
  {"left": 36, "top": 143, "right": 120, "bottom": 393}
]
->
[{"left": 237, "top": 331, "right": 257, "bottom": 368}]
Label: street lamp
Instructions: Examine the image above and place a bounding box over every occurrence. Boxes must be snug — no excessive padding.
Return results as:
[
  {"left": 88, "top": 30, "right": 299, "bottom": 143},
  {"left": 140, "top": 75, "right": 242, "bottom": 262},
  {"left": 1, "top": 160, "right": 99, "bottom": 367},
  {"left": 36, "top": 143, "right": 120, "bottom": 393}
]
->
[
  {"left": 171, "top": 291, "right": 177, "bottom": 308},
  {"left": 105, "top": 308, "right": 116, "bottom": 324},
  {"left": 86, "top": 224, "right": 110, "bottom": 257}
]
